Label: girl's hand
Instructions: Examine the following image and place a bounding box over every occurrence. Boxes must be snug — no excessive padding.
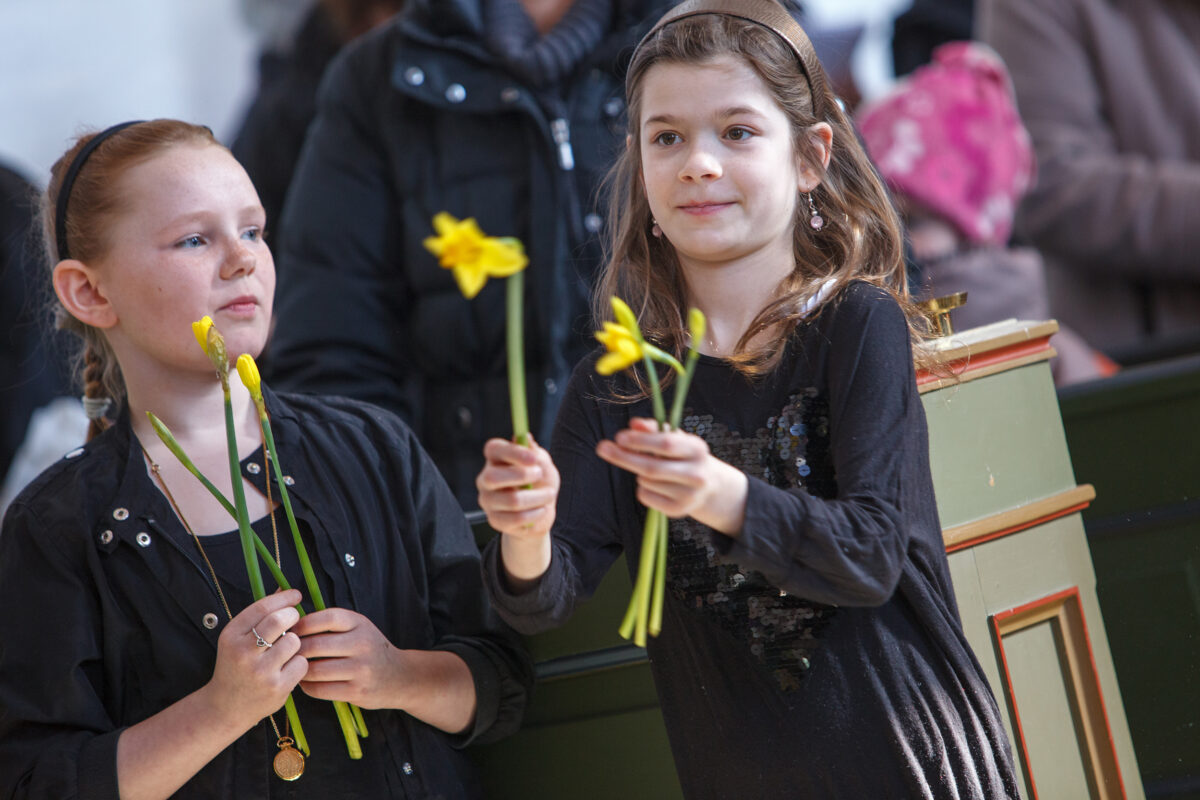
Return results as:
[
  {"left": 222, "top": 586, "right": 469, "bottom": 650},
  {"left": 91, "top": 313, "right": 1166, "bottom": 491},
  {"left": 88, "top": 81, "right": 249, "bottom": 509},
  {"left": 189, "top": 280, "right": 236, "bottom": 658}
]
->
[
  {"left": 477, "top": 436, "right": 559, "bottom": 588},
  {"left": 292, "top": 608, "right": 402, "bottom": 709},
  {"left": 596, "top": 417, "right": 749, "bottom": 536},
  {"left": 205, "top": 589, "right": 307, "bottom": 728},
  {"left": 476, "top": 436, "right": 559, "bottom": 540}
]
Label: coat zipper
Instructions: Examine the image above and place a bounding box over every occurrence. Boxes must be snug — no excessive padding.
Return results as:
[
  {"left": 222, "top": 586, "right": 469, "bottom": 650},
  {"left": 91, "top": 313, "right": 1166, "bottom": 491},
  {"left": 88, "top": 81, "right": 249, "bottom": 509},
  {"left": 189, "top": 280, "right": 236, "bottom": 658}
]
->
[{"left": 551, "top": 117, "right": 575, "bottom": 171}]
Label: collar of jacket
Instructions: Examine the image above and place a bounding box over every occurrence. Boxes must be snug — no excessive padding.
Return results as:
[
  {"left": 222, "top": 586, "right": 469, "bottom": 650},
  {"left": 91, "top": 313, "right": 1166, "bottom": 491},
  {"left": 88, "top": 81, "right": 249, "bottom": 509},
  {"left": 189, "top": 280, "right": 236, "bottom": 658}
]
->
[
  {"left": 392, "top": 0, "right": 672, "bottom": 99},
  {"left": 90, "top": 388, "right": 361, "bottom": 622}
]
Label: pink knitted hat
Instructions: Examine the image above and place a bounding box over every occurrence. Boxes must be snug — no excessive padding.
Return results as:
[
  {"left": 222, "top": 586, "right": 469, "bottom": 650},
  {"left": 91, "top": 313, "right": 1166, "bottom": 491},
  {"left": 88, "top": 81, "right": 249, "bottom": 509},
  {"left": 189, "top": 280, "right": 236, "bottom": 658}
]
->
[{"left": 857, "top": 41, "right": 1034, "bottom": 246}]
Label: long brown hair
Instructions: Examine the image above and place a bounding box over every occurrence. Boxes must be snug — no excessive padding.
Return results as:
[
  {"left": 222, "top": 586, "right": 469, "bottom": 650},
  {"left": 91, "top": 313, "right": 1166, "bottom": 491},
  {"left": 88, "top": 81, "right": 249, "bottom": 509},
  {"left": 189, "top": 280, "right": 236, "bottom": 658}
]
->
[
  {"left": 596, "top": 11, "right": 923, "bottom": 381},
  {"left": 41, "top": 119, "right": 219, "bottom": 439}
]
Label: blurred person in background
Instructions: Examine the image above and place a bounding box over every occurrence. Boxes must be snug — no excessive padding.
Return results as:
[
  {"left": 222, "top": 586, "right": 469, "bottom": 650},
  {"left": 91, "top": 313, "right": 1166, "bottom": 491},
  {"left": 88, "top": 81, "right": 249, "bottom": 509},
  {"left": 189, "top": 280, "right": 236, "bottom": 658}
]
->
[
  {"left": 857, "top": 41, "right": 1113, "bottom": 385},
  {"left": 891, "top": 0, "right": 973, "bottom": 78},
  {"left": 267, "top": 0, "right": 674, "bottom": 507},
  {"left": 0, "top": 162, "right": 83, "bottom": 517},
  {"left": 979, "top": 0, "right": 1200, "bottom": 366},
  {"left": 233, "top": 0, "right": 405, "bottom": 258}
]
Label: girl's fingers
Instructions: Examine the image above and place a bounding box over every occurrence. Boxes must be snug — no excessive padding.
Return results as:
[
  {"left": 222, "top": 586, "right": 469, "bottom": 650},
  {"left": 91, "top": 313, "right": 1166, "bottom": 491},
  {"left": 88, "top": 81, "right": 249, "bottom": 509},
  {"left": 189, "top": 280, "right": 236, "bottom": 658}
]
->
[
  {"left": 249, "top": 605, "right": 301, "bottom": 647},
  {"left": 480, "top": 485, "right": 558, "bottom": 513},
  {"left": 483, "top": 437, "right": 540, "bottom": 466},
  {"left": 614, "top": 425, "right": 705, "bottom": 460},
  {"left": 477, "top": 463, "right": 545, "bottom": 491},
  {"left": 597, "top": 440, "right": 702, "bottom": 483}
]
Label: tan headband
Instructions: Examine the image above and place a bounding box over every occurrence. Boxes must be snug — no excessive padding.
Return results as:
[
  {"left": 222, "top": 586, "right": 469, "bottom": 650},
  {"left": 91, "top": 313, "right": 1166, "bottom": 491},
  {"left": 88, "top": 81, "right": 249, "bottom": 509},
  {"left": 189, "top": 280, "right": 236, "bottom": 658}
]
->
[{"left": 629, "top": 0, "right": 825, "bottom": 111}]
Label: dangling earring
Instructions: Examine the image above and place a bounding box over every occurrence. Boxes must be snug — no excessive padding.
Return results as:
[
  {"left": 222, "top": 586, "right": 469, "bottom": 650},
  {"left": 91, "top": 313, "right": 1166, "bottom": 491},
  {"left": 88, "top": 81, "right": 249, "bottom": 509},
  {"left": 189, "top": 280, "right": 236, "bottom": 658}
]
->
[
  {"left": 806, "top": 192, "right": 825, "bottom": 231},
  {"left": 651, "top": 218, "right": 663, "bottom": 238}
]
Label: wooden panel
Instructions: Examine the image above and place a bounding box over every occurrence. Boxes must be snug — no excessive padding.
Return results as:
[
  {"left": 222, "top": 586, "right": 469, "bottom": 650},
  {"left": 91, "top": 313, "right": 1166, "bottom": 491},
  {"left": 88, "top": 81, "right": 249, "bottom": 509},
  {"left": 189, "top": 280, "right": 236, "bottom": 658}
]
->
[
  {"left": 992, "top": 588, "right": 1127, "bottom": 800},
  {"left": 922, "top": 362, "right": 1077, "bottom": 527},
  {"left": 943, "top": 484, "right": 1095, "bottom": 552}
]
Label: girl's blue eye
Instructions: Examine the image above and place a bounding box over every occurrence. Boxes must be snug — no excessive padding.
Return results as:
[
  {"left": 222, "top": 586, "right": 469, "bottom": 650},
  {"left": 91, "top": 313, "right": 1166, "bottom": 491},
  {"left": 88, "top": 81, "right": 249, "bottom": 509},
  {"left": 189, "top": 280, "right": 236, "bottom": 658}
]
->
[
  {"left": 243, "top": 227, "right": 263, "bottom": 242},
  {"left": 178, "top": 235, "right": 204, "bottom": 249},
  {"left": 653, "top": 131, "right": 681, "bottom": 146}
]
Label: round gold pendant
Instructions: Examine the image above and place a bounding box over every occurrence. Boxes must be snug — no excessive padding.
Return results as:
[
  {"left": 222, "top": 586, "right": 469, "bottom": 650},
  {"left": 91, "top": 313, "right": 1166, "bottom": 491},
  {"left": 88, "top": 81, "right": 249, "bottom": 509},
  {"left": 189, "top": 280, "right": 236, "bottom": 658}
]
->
[{"left": 273, "top": 737, "right": 305, "bottom": 781}]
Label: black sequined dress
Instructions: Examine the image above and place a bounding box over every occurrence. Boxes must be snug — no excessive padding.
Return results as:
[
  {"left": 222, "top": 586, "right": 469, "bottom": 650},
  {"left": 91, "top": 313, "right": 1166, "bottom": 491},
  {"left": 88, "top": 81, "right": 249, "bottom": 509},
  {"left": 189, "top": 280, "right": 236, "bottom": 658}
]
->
[{"left": 483, "top": 282, "right": 1021, "bottom": 799}]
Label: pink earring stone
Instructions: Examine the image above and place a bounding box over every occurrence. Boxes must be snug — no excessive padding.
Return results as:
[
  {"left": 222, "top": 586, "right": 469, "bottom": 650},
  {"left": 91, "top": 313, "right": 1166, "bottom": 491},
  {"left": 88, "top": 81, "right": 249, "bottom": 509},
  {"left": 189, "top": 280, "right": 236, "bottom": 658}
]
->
[{"left": 810, "top": 215, "right": 824, "bottom": 230}]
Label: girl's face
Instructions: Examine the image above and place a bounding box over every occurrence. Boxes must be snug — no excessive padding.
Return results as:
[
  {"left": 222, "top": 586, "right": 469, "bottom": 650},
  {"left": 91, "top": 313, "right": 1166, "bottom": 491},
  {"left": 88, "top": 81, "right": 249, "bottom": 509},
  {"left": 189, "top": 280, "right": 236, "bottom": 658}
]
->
[
  {"left": 639, "top": 55, "right": 806, "bottom": 273},
  {"left": 93, "top": 143, "right": 274, "bottom": 377}
]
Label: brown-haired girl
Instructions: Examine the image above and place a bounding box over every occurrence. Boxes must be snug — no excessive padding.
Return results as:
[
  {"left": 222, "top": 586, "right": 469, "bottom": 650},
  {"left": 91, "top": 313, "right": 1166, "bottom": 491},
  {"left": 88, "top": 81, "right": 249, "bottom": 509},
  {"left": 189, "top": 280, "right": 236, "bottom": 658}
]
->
[
  {"left": 0, "top": 119, "right": 530, "bottom": 798},
  {"left": 476, "top": 1, "right": 1020, "bottom": 797}
]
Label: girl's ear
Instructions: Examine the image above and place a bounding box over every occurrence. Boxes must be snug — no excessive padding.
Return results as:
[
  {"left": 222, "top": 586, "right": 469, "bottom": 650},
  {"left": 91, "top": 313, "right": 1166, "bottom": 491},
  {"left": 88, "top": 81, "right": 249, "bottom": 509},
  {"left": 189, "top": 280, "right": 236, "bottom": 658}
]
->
[
  {"left": 53, "top": 259, "right": 117, "bottom": 329},
  {"left": 797, "top": 122, "right": 834, "bottom": 191}
]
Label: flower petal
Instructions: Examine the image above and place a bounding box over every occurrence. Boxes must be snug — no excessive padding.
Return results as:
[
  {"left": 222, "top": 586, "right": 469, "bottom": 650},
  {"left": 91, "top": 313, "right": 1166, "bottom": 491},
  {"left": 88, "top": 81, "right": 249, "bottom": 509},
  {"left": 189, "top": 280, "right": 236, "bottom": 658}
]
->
[{"left": 454, "top": 263, "right": 488, "bottom": 300}]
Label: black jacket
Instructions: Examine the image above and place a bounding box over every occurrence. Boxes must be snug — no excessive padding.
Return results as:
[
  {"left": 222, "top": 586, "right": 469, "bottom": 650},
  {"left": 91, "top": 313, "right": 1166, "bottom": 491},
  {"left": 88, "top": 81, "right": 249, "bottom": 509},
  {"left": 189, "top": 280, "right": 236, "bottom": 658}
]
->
[
  {"left": 268, "top": 0, "right": 670, "bottom": 507},
  {"left": 0, "top": 390, "right": 531, "bottom": 799}
]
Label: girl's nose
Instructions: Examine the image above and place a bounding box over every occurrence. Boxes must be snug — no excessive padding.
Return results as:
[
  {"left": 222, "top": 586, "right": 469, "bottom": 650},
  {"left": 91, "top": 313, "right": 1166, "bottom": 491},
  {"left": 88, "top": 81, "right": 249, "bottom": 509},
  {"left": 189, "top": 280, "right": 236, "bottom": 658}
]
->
[
  {"left": 679, "top": 142, "right": 723, "bottom": 182},
  {"left": 221, "top": 241, "right": 257, "bottom": 280}
]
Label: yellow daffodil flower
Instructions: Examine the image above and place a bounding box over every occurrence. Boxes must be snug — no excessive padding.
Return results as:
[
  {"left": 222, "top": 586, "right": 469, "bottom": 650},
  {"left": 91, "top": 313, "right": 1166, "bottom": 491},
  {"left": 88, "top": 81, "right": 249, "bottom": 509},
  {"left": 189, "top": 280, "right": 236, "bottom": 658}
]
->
[
  {"left": 192, "top": 316, "right": 213, "bottom": 354},
  {"left": 595, "top": 321, "right": 644, "bottom": 375},
  {"left": 236, "top": 353, "right": 264, "bottom": 406},
  {"left": 423, "top": 212, "right": 528, "bottom": 299},
  {"left": 192, "top": 316, "right": 229, "bottom": 380},
  {"left": 611, "top": 296, "right": 639, "bottom": 334}
]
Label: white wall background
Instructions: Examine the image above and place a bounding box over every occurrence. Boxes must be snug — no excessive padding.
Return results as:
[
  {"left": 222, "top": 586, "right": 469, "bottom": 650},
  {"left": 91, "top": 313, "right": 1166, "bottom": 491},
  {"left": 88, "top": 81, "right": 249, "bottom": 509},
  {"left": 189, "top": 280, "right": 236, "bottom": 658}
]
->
[
  {"left": 0, "top": 0, "right": 261, "bottom": 186},
  {"left": 0, "top": 0, "right": 912, "bottom": 188}
]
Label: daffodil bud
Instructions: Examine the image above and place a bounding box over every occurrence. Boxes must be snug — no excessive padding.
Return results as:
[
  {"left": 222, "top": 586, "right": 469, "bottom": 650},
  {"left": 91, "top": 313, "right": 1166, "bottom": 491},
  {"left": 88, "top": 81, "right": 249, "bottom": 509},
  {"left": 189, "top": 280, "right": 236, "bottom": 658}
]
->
[
  {"left": 687, "top": 307, "right": 707, "bottom": 350},
  {"left": 192, "top": 316, "right": 213, "bottom": 355},
  {"left": 610, "top": 297, "right": 640, "bottom": 336},
  {"left": 236, "top": 353, "right": 263, "bottom": 405},
  {"left": 205, "top": 323, "right": 229, "bottom": 380}
]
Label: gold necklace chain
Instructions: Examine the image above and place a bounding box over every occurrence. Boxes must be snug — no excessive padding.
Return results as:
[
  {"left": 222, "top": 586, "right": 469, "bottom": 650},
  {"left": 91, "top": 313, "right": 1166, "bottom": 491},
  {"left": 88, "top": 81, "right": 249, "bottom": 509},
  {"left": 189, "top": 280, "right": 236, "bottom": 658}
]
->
[{"left": 141, "top": 439, "right": 299, "bottom": 777}]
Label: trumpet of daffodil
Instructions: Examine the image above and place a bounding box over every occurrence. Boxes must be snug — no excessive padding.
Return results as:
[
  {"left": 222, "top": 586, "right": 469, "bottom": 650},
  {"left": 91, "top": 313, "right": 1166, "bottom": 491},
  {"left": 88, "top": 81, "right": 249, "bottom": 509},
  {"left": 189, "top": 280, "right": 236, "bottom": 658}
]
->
[
  {"left": 595, "top": 322, "right": 643, "bottom": 375},
  {"left": 236, "top": 353, "right": 264, "bottom": 407},
  {"left": 423, "top": 212, "right": 528, "bottom": 299}
]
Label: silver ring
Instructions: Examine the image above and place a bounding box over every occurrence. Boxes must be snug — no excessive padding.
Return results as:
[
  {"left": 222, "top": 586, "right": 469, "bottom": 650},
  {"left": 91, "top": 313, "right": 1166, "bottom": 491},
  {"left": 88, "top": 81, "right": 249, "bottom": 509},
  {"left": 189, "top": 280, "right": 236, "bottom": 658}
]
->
[{"left": 251, "top": 626, "right": 272, "bottom": 648}]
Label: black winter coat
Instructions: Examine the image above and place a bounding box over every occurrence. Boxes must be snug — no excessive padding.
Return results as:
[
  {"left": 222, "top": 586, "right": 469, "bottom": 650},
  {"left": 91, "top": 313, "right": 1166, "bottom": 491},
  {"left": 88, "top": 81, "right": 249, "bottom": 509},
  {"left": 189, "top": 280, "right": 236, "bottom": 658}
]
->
[{"left": 269, "top": 0, "right": 671, "bottom": 507}]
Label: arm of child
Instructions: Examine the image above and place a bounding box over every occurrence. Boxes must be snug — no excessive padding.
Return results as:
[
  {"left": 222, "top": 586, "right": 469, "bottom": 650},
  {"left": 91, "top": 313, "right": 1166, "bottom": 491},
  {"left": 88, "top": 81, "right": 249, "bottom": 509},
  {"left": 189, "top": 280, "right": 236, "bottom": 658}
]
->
[
  {"left": 292, "top": 608, "right": 478, "bottom": 735},
  {"left": 599, "top": 287, "right": 922, "bottom": 609},
  {"left": 476, "top": 436, "right": 559, "bottom": 591},
  {"left": 116, "top": 591, "right": 307, "bottom": 800},
  {"left": 0, "top": 497, "right": 307, "bottom": 800},
  {"left": 299, "top": 419, "right": 532, "bottom": 746}
]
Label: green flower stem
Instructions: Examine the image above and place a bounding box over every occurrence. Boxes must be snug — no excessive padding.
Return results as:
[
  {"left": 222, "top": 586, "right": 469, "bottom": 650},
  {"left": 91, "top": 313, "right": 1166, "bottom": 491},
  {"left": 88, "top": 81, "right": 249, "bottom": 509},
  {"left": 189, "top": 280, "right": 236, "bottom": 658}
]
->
[
  {"left": 507, "top": 272, "right": 530, "bottom": 446},
  {"left": 147, "top": 413, "right": 293, "bottom": 598},
  {"left": 649, "top": 511, "right": 668, "bottom": 637},
  {"left": 221, "top": 388, "right": 308, "bottom": 755},
  {"left": 642, "top": 343, "right": 686, "bottom": 379},
  {"left": 284, "top": 697, "right": 309, "bottom": 756},
  {"left": 259, "top": 414, "right": 324, "bottom": 610},
  {"left": 224, "top": 388, "right": 266, "bottom": 600},
  {"left": 619, "top": 508, "right": 660, "bottom": 647},
  {"left": 351, "top": 705, "right": 369, "bottom": 738},
  {"left": 668, "top": 346, "right": 702, "bottom": 430},
  {"left": 619, "top": 563, "right": 648, "bottom": 638},
  {"left": 258, "top": 408, "right": 367, "bottom": 754}
]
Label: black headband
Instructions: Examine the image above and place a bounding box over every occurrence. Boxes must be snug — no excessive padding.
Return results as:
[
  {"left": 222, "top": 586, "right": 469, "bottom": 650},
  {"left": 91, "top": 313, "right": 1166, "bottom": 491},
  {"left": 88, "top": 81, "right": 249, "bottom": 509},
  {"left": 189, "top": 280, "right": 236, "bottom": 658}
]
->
[
  {"left": 629, "top": 0, "right": 825, "bottom": 113},
  {"left": 54, "top": 120, "right": 144, "bottom": 261}
]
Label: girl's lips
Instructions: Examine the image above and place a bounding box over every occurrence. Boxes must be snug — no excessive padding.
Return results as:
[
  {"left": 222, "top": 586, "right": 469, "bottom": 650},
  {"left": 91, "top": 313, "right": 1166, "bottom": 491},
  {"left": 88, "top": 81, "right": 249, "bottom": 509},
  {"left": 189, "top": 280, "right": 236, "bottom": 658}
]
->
[
  {"left": 678, "top": 202, "right": 733, "bottom": 216},
  {"left": 219, "top": 298, "right": 259, "bottom": 317}
]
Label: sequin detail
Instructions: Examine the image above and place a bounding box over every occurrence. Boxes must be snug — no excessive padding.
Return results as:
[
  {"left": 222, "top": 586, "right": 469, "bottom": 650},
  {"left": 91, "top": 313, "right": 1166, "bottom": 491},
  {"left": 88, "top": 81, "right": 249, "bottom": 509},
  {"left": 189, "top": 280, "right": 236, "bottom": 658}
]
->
[{"left": 670, "top": 391, "right": 837, "bottom": 692}]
